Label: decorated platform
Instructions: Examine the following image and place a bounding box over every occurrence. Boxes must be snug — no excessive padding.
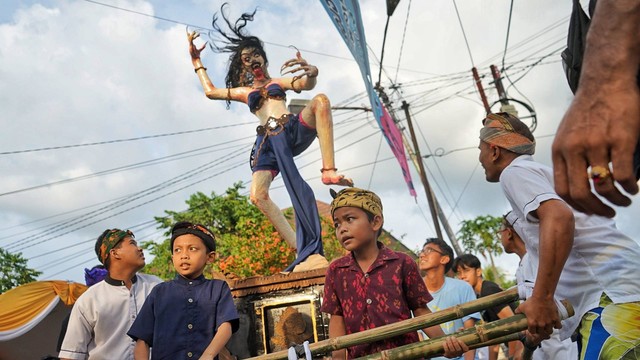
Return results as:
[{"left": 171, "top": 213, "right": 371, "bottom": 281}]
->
[{"left": 226, "top": 268, "right": 330, "bottom": 358}]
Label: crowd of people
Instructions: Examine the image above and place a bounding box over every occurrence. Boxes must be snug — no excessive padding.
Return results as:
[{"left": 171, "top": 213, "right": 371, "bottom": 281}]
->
[{"left": 56, "top": 0, "right": 640, "bottom": 359}]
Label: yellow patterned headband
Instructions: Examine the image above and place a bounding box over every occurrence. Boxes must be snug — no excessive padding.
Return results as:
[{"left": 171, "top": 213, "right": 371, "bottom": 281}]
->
[
  {"left": 330, "top": 187, "right": 383, "bottom": 218},
  {"left": 479, "top": 113, "right": 535, "bottom": 155}
]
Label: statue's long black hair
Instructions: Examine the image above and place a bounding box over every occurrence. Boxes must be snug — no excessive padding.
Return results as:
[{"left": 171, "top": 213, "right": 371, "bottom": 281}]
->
[{"left": 209, "top": 3, "right": 268, "bottom": 106}]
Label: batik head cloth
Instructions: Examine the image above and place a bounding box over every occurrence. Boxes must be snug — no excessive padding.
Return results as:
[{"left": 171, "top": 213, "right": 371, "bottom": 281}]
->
[
  {"left": 479, "top": 113, "right": 536, "bottom": 155},
  {"left": 171, "top": 221, "right": 216, "bottom": 252},
  {"left": 97, "top": 229, "right": 134, "bottom": 264},
  {"left": 330, "top": 187, "right": 383, "bottom": 218}
]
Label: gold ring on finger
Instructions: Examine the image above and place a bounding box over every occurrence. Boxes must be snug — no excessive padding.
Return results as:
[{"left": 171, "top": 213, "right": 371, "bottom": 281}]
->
[{"left": 589, "top": 165, "right": 612, "bottom": 185}]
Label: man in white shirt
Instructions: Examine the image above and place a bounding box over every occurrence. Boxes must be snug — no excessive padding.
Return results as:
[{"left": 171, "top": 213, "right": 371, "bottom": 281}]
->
[
  {"left": 478, "top": 112, "right": 640, "bottom": 359},
  {"left": 59, "top": 229, "right": 162, "bottom": 360}
]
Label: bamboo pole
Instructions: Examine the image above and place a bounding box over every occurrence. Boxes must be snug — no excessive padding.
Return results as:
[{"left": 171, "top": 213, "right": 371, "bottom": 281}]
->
[
  {"left": 355, "top": 315, "right": 528, "bottom": 360},
  {"left": 247, "top": 288, "right": 520, "bottom": 360},
  {"left": 356, "top": 300, "right": 575, "bottom": 360}
]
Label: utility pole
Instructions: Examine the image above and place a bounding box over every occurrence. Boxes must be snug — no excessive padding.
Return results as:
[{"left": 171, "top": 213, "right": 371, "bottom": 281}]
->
[
  {"left": 399, "top": 101, "right": 463, "bottom": 255},
  {"left": 489, "top": 65, "right": 518, "bottom": 116},
  {"left": 400, "top": 100, "right": 443, "bottom": 241},
  {"left": 366, "top": 85, "right": 464, "bottom": 254},
  {"left": 393, "top": 112, "right": 463, "bottom": 254},
  {"left": 472, "top": 67, "right": 491, "bottom": 114}
]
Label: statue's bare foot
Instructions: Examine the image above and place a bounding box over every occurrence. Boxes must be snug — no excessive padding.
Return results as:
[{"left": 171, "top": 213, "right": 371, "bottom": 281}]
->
[{"left": 321, "top": 168, "right": 353, "bottom": 187}]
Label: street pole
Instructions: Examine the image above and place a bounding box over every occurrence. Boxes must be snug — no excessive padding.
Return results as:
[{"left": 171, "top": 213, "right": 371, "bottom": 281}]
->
[
  {"left": 401, "top": 101, "right": 443, "bottom": 242},
  {"left": 394, "top": 114, "right": 463, "bottom": 255},
  {"left": 346, "top": 86, "right": 463, "bottom": 254},
  {"left": 398, "top": 101, "right": 464, "bottom": 254},
  {"left": 489, "top": 65, "right": 518, "bottom": 116},
  {"left": 472, "top": 67, "right": 491, "bottom": 114}
]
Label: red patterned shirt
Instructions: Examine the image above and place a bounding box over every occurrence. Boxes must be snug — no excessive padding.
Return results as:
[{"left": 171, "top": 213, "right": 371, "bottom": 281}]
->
[{"left": 321, "top": 242, "right": 432, "bottom": 358}]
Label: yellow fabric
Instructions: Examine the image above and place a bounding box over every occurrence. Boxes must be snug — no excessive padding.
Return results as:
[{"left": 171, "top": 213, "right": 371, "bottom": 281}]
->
[{"left": 0, "top": 281, "right": 87, "bottom": 331}]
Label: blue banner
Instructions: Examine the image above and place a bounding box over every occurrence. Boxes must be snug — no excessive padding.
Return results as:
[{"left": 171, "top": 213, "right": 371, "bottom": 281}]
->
[
  {"left": 320, "top": 0, "right": 416, "bottom": 197},
  {"left": 320, "top": 0, "right": 383, "bottom": 122}
]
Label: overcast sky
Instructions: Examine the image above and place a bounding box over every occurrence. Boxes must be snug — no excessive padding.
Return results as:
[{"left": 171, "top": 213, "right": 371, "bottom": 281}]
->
[{"left": 1, "top": 0, "right": 638, "bottom": 284}]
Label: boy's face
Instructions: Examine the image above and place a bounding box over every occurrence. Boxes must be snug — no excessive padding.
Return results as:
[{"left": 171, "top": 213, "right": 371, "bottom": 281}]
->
[
  {"left": 499, "top": 222, "right": 515, "bottom": 254},
  {"left": 172, "top": 234, "right": 214, "bottom": 279},
  {"left": 333, "top": 206, "right": 382, "bottom": 252},
  {"left": 418, "top": 244, "right": 448, "bottom": 272},
  {"left": 455, "top": 265, "right": 482, "bottom": 289},
  {"left": 111, "top": 236, "right": 145, "bottom": 271}
]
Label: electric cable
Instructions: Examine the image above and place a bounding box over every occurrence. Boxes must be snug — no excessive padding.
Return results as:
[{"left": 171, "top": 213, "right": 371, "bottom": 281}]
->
[
  {"left": 0, "top": 122, "right": 254, "bottom": 155},
  {"left": 5, "top": 112, "right": 372, "bottom": 250},
  {"left": 4, "top": 153, "right": 242, "bottom": 251},
  {"left": 0, "top": 138, "right": 252, "bottom": 197},
  {"left": 377, "top": 15, "right": 391, "bottom": 86},
  {"left": 43, "top": 254, "right": 98, "bottom": 280},
  {"left": 368, "top": 133, "right": 385, "bottom": 190},
  {"left": 27, "top": 219, "right": 157, "bottom": 260},
  {"left": 451, "top": 0, "right": 475, "bottom": 66},
  {"left": 393, "top": 0, "right": 412, "bottom": 85},
  {"left": 12, "top": 116, "right": 376, "bottom": 253},
  {"left": 6, "top": 149, "right": 247, "bottom": 251}
]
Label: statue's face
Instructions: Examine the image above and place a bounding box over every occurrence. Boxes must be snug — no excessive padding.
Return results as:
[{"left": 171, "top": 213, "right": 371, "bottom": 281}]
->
[
  {"left": 239, "top": 46, "right": 268, "bottom": 84},
  {"left": 241, "top": 47, "right": 265, "bottom": 72}
]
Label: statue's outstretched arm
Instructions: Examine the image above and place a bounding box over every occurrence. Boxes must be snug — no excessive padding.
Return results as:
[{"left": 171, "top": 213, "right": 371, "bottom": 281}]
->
[{"left": 188, "top": 31, "right": 245, "bottom": 102}]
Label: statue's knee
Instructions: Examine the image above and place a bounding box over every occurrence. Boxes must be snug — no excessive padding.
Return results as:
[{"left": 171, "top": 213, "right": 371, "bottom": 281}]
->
[
  {"left": 250, "top": 192, "right": 269, "bottom": 208},
  {"left": 312, "top": 94, "right": 331, "bottom": 109},
  {"left": 249, "top": 194, "right": 260, "bottom": 207}
]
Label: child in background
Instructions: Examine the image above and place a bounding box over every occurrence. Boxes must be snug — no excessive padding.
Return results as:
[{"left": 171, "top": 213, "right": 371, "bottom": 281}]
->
[
  {"left": 321, "top": 187, "right": 468, "bottom": 359},
  {"left": 128, "top": 221, "right": 239, "bottom": 360},
  {"left": 499, "top": 213, "right": 578, "bottom": 360}
]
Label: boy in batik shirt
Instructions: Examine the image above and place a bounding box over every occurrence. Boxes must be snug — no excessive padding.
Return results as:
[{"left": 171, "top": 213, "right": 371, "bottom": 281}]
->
[{"left": 321, "top": 187, "right": 468, "bottom": 359}]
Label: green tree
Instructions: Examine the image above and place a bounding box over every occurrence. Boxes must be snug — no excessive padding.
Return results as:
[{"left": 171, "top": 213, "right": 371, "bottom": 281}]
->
[
  {"left": 457, "top": 215, "right": 504, "bottom": 268},
  {"left": 0, "top": 247, "right": 42, "bottom": 293},
  {"left": 143, "top": 182, "right": 344, "bottom": 280},
  {"left": 457, "top": 215, "right": 515, "bottom": 288}
]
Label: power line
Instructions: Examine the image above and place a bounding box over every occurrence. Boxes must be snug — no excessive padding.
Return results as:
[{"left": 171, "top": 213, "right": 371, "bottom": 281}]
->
[
  {"left": 478, "top": 15, "right": 568, "bottom": 69},
  {"left": 368, "top": 133, "right": 384, "bottom": 190},
  {"left": 393, "top": 0, "right": 413, "bottom": 85},
  {"left": 0, "top": 138, "right": 252, "bottom": 197},
  {"left": 43, "top": 254, "right": 96, "bottom": 280},
  {"left": 0, "top": 196, "right": 128, "bottom": 242},
  {"left": 81, "top": 0, "right": 355, "bottom": 64},
  {"left": 452, "top": 0, "right": 475, "bottom": 66},
  {"left": 377, "top": 15, "right": 392, "bottom": 86},
  {"left": 9, "top": 117, "right": 377, "bottom": 253},
  {"left": 408, "top": 107, "right": 465, "bottom": 222},
  {"left": 27, "top": 219, "right": 157, "bottom": 261},
  {"left": 501, "top": 0, "right": 515, "bottom": 71},
  {"left": 3, "top": 114, "right": 372, "bottom": 253},
  {"left": 83, "top": 0, "right": 201, "bottom": 28},
  {"left": 6, "top": 150, "right": 246, "bottom": 251},
  {"left": 0, "top": 122, "right": 254, "bottom": 155}
]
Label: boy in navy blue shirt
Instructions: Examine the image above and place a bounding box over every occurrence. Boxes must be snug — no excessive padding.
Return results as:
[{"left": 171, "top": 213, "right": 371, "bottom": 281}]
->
[{"left": 128, "top": 221, "right": 239, "bottom": 360}]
